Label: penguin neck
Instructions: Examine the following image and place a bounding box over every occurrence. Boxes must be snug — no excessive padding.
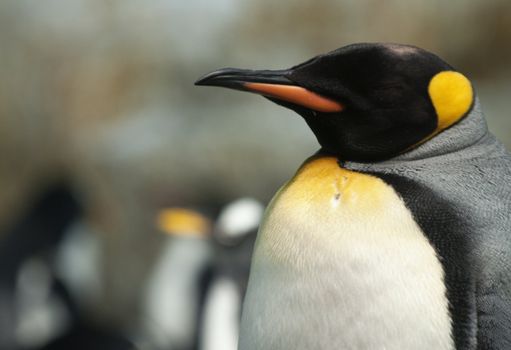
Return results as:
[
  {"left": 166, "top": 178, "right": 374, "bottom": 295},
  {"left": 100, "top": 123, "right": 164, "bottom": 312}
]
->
[
  {"left": 344, "top": 98, "right": 489, "bottom": 168},
  {"left": 395, "top": 97, "right": 488, "bottom": 161}
]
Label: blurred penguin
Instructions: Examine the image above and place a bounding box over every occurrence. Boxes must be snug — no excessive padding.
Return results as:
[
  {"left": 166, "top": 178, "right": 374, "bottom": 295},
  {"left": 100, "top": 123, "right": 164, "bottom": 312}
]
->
[
  {"left": 0, "top": 181, "right": 82, "bottom": 350},
  {"left": 142, "top": 208, "right": 214, "bottom": 350},
  {"left": 0, "top": 180, "right": 136, "bottom": 350},
  {"left": 200, "top": 198, "right": 264, "bottom": 350},
  {"left": 39, "top": 220, "right": 138, "bottom": 350}
]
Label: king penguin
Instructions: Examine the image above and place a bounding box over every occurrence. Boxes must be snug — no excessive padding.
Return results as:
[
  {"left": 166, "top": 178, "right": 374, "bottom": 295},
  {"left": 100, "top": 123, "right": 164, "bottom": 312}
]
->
[{"left": 195, "top": 43, "right": 511, "bottom": 350}]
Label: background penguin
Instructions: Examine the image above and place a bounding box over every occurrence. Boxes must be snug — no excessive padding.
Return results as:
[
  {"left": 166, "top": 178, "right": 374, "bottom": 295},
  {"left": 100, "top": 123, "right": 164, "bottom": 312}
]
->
[
  {"left": 196, "top": 43, "right": 511, "bottom": 349},
  {"left": 0, "top": 181, "right": 82, "bottom": 350},
  {"left": 0, "top": 180, "right": 136, "bottom": 350},
  {"left": 200, "top": 197, "right": 264, "bottom": 350},
  {"left": 142, "top": 207, "right": 214, "bottom": 350}
]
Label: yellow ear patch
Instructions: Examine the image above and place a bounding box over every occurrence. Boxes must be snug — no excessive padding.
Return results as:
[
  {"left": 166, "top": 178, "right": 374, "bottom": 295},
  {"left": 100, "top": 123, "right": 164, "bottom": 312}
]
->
[
  {"left": 428, "top": 71, "right": 473, "bottom": 131},
  {"left": 156, "top": 208, "right": 211, "bottom": 238}
]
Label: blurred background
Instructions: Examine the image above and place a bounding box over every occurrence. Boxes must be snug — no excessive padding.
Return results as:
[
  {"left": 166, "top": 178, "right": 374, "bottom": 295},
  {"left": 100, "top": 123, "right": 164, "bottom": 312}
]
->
[{"left": 0, "top": 0, "right": 509, "bottom": 349}]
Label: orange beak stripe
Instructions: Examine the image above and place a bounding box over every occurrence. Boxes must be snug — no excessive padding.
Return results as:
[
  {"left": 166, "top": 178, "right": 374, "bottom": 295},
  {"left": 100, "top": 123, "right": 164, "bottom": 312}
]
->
[{"left": 244, "top": 82, "right": 344, "bottom": 113}]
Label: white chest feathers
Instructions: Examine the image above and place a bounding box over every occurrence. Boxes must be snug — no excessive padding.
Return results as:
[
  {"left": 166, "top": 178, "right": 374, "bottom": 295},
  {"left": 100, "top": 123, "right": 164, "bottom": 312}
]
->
[{"left": 239, "top": 156, "right": 454, "bottom": 350}]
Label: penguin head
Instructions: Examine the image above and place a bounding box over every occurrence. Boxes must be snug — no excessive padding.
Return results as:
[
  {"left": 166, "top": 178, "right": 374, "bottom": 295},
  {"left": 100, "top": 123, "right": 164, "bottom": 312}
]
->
[{"left": 196, "top": 43, "right": 474, "bottom": 162}]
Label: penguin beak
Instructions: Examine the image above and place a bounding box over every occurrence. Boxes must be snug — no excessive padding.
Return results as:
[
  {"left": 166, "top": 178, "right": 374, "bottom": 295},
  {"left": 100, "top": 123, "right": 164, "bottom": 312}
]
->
[{"left": 195, "top": 68, "right": 343, "bottom": 113}]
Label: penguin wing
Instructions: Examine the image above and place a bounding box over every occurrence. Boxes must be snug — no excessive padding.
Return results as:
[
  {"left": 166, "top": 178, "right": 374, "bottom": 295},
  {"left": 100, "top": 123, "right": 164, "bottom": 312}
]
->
[
  {"left": 373, "top": 173, "right": 477, "bottom": 348},
  {"left": 474, "top": 233, "right": 511, "bottom": 349},
  {"left": 374, "top": 170, "right": 511, "bottom": 349},
  {"left": 476, "top": 285, "right": 511, "bottom": 349}
]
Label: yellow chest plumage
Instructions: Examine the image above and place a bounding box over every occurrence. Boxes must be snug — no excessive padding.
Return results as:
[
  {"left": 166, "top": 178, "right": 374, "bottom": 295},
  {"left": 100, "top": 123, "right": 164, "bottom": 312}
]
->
[
  {"left": 258, "top": 155, "right": 408, "bottom": 267},
  {"left": 277, "top": 155, "right": 388, "bottom": 208}
]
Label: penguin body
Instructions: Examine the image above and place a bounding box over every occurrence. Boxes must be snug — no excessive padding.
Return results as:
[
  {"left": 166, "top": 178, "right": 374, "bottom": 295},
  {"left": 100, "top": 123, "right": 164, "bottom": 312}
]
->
[
  {"left": 196, "top": 43, "right": 511, "bottom": 349},
  {"left": 240, "top": 156, "right": 453, "bottom": 349}
]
